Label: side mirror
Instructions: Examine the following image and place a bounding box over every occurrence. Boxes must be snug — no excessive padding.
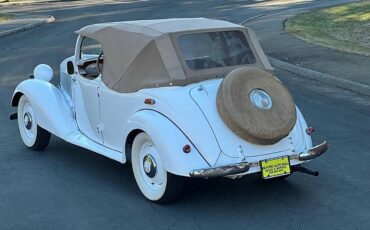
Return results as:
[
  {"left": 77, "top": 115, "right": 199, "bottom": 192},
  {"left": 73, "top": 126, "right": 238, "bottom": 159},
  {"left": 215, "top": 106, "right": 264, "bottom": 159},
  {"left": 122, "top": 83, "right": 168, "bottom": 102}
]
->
[
  {"left": 67, "top": 61, "right": 75, "bottom": 75},
  {"left": 33, "top": 64, "right": 53, "bottom": 82}
]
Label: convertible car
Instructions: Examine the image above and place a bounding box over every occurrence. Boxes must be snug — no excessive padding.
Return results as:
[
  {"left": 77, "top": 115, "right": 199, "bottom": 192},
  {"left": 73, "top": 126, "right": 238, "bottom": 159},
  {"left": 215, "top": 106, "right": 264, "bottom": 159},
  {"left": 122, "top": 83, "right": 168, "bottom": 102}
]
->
[{"left": 10, "top": 18, "right": 328, "bottom": 203}]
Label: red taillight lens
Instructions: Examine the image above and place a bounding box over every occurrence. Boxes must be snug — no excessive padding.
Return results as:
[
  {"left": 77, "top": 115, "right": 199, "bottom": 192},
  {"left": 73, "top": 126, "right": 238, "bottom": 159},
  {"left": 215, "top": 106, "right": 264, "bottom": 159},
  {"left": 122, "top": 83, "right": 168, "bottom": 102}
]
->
[
  {"left": 183, "top": 144, "right": 191, "bottom": 153},
  {"left": 144, "top": 98, "right": 155, "bottom": 105},
  {"left": 306, "top": 127, "right": 315, "bottom": 135}
]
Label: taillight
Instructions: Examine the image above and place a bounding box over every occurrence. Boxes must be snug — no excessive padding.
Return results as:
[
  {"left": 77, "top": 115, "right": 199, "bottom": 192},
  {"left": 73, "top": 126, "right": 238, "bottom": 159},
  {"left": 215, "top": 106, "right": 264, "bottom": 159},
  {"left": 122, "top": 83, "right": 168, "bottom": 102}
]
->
[
  {"left": 306, "top": 127, "right": 315, "bottom": 135},
  {"left": 183, "top": 144, "right": 191, "bottom": 153},
  {"left": 144, "top": 98, "right": 155, "bottom": 105}
]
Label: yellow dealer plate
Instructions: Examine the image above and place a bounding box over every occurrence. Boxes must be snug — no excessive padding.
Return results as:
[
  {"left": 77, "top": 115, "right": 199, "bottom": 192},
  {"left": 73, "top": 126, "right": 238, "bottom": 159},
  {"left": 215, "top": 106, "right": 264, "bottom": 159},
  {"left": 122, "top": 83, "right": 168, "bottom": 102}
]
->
[{"left": 260, "top": 156, "right": 291, "bottom": 179}]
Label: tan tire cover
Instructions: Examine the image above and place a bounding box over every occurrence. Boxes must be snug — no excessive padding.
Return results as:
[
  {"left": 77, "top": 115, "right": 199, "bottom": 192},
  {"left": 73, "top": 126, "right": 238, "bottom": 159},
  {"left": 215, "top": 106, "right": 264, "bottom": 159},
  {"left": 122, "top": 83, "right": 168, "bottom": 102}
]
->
[{"left": 217, "top": 67, "right": 297, "bottom": 145}]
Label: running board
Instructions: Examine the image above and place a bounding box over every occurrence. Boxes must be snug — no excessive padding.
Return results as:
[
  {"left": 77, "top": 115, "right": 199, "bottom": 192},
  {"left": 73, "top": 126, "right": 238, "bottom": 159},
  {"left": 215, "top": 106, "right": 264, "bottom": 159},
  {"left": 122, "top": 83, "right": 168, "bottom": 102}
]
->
[{"left": 65, "top": 131, "right": 125, "bottom": 163}]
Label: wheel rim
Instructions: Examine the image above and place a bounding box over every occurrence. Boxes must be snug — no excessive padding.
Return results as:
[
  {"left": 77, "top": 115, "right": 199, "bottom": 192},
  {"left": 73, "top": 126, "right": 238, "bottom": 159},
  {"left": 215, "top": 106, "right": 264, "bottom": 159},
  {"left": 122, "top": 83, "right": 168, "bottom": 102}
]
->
[
  {"left": 18, "top": 97, "right": 37, "bottom": 147},
  {"left": 139, "top": 142, "right": 165, "bottom": 190},
  {"left": 142, "top": 154, "right": 157, "bottom": 178},
  {"left": 132, "top": 133, "right": 167, "bottom": 201}
]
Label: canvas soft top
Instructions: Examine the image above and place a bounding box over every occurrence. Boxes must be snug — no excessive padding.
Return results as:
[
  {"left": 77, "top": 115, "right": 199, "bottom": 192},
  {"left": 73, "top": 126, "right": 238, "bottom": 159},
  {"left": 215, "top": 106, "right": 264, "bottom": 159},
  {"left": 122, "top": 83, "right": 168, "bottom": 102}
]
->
[{"left": 76, "top": 18, "right": 269, "bottom": 93}]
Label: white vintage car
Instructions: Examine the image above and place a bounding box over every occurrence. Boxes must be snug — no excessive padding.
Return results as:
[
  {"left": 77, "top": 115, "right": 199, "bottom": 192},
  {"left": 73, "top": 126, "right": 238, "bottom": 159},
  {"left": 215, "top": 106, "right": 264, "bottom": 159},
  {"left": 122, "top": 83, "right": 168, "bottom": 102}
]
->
[{"left": 11, "top": 18, "right": 328, "bottom": 203}]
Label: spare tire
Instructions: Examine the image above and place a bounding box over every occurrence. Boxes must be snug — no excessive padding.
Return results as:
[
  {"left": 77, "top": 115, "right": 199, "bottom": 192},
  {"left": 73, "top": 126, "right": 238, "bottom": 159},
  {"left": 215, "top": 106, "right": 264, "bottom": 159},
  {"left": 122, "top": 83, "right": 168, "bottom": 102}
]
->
[{"left": 216, "top": 67, "right": 296, "bottom": 145}]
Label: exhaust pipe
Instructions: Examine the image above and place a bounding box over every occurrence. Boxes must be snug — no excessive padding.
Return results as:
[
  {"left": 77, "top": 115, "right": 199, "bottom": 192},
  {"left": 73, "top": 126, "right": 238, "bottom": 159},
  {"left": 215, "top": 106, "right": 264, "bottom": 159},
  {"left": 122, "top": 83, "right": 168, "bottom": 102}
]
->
[{"left": 292, "top": 165, "right": 319, "bottom": 176}]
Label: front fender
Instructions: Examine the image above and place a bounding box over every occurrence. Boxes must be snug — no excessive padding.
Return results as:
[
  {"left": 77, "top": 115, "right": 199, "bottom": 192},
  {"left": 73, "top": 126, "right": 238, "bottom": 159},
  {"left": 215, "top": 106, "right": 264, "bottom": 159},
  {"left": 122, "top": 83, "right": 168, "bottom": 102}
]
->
[
  {"left": 11, "top": 79, "right": 78, "bottom": 139},
  {"left": 124, "top": 110, "right": 211, "bottom": 177}
]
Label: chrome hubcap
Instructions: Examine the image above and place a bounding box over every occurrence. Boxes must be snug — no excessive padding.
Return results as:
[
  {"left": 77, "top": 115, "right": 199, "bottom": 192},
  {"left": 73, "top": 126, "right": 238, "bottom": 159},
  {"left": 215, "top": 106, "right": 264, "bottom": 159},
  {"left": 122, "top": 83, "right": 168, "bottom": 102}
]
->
[
  {"left": 250, "top": 89, "right": 272, "bottom": 110},
  {"left": 24, "top": 112, "right": 32, "bottom": 130},
  {"left": 143, "top": 155, "right": 157, "bottom": 178}
]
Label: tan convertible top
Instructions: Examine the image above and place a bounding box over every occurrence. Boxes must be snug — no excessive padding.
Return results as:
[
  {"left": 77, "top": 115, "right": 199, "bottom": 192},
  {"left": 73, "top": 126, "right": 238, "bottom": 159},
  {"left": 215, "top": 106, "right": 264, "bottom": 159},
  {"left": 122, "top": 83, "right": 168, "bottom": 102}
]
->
[{"left": 76, "top": 18, "right": 271, "bottom": 93}]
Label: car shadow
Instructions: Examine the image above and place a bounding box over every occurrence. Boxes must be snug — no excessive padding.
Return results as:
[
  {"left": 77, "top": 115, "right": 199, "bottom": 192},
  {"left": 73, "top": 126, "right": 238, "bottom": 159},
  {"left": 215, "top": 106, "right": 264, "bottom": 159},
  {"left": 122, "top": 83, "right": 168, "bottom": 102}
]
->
[{"left": 48, "top": 136, "right": 309, "bottom": 209}]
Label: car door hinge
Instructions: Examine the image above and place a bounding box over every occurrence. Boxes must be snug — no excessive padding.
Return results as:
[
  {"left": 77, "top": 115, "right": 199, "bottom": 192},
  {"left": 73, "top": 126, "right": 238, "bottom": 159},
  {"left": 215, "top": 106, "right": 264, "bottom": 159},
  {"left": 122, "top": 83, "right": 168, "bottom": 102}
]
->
[
  {"left": 97, "top": 123, "right": 104, "bottom": 133},
  {"left": 71, "top": 106, "right": 76, "bottom": 118}
]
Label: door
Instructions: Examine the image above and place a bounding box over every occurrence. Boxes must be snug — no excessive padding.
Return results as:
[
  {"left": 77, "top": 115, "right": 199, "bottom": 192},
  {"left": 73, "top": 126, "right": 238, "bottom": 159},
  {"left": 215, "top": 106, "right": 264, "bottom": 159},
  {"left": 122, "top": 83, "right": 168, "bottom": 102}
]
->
[
  {"left": 98, "top": 83, "right": 139, "bottom": 151},
  {"left": 72, "top": 36, "right": 104, "bottom": 144}
]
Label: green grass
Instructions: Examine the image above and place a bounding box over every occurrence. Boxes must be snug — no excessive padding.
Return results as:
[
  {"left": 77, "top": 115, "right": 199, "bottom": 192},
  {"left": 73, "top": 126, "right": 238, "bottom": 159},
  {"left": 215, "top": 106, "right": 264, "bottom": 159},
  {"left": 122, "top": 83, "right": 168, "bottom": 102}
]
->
[
  {"left": 0, "top": 14, "right": 12, "bottom": 22},
  {"left": 286, "top": 1, "right": 370, "bottom": 56}
]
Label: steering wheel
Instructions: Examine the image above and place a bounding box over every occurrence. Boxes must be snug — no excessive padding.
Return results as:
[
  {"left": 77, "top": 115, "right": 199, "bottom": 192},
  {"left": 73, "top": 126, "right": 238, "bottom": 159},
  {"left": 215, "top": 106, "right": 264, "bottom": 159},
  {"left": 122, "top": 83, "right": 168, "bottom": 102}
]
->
[{"left": 96, "top": 52, "right": 104, "bottom": 75}]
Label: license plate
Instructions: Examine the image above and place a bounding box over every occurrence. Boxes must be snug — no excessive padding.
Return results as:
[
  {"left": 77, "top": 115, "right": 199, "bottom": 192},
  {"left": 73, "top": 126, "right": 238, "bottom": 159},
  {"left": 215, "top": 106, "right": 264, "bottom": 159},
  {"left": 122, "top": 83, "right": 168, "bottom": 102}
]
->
[{"left": 260, "top": 156, "right": 291, "bottom": 179}]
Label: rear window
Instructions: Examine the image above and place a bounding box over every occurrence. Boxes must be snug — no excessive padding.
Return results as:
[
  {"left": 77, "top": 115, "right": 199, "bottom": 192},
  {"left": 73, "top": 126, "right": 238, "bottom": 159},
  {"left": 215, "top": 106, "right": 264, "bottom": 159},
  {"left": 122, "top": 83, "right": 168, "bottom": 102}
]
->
[{"left": 177, "top": 30, "right": 256, "bottom": 70}]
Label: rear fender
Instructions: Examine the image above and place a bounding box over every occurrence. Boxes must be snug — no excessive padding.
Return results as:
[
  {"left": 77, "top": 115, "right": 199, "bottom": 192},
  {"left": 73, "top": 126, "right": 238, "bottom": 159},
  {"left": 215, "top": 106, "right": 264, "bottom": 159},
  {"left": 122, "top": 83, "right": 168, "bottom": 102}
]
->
[
  {"left": 296, "top": 107, "right": 313, "bottom": 149},
  {"left": 11, "top": 79, "right": 78, "bottom": 139},
  {"left": 124, "top": 110, "right": 211, "bottom": 177}
]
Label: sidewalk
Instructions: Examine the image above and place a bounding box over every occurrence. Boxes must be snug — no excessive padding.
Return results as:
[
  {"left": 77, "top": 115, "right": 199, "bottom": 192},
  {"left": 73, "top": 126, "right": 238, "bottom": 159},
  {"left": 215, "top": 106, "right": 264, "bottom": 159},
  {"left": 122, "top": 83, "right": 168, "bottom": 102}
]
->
[
  {"left": 0, "top": 0, "right": 58, "bottom": 7},
  {"left": 244, "top": 8, "right": 370, "bottom": 87},
  {"left": 0, "top": 13, "right": 54, "bottom": 37}
]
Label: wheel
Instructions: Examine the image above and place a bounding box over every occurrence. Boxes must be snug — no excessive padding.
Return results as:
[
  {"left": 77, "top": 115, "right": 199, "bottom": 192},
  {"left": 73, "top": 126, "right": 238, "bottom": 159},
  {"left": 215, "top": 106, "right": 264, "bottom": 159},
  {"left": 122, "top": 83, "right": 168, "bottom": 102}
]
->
[
  {"left": 217, "top": 67, "right": 296, "bottom": 145},
  {"left": 131, "top": 132, "right": 185, "bottom": 203},
  {"left": 17, "top": 95, "right": 51, "bottom": 151}
]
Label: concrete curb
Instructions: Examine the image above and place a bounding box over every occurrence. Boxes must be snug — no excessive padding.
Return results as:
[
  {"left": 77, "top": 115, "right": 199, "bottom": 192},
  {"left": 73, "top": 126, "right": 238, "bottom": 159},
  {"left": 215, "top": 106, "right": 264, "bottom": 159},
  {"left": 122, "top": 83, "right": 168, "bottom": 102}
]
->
[
  {"left": 240, "top": 12, "right": 279, "bottom": 25},
  {"left": 239, "top": 1, "right": 370, "bottom": 96},
  {"left": 0, "top": 1, "right": 56, "bottom": 7},
  {"left": 0, "top": 15, "right": 55, "bottom": 38},
  {"left": 268, "top": 56, "right": 370, "bottom": 96}
]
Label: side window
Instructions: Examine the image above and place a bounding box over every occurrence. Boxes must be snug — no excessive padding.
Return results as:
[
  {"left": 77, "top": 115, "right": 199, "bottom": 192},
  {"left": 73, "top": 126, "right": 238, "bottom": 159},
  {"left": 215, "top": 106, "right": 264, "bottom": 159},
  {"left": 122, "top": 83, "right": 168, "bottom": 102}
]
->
[
  {"left": 80, "top": 37, "right": 102, "bottom": 60},
  {"left": 78, "top": 37, "right": 104, "bottom": 79}
]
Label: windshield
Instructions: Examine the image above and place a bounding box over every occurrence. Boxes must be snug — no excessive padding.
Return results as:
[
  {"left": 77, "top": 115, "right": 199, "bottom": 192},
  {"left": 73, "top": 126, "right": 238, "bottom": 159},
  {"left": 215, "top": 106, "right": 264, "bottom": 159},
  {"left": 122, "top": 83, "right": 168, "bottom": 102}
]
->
[{"left": 178, "top": 30, "right": 256, "bottom": 70}]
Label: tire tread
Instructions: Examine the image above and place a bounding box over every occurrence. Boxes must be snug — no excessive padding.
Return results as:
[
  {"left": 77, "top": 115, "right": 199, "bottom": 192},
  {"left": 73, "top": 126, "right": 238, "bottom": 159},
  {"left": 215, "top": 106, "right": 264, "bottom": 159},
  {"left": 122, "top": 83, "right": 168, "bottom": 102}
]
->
[
  {"left": 153, "top": 173, "right": 187, "bottom": 204},
  {"left": 30, "top": 126, "right": 51, "bottom": 151}
]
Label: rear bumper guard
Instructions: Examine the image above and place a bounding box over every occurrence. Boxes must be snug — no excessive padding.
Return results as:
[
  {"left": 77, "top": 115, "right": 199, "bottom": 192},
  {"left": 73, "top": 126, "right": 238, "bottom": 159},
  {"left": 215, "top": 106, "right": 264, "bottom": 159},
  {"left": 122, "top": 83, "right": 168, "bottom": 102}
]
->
[
  {"left": 189, "top": 162, "right": 250, "bottom": 178},
  {"left": 298, "top": 141, "right": 329, "bottom": 161}
]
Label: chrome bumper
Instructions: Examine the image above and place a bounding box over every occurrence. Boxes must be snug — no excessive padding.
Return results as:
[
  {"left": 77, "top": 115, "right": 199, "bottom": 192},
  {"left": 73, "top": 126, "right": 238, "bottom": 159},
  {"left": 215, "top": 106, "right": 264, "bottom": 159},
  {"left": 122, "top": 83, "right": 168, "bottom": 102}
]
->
[
  {"left": 189, "top": 162, "right": 250, "bottom": 178},
  {"left": 298, "top": 141, "right": 329, "bottom": 161},
  {"left": 189, "top": 141, "right": 328, "bottom": 178}
]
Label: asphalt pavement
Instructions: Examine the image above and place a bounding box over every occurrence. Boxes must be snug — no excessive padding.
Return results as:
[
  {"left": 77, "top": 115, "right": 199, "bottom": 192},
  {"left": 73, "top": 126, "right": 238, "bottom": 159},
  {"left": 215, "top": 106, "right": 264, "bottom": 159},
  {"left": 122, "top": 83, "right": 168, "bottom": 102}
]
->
[
  {"left": 0, "top": 1, "right": 369, "bottom": 229},
  {"left": 243, "top": 0, "right": 370, "bottom": 87}
]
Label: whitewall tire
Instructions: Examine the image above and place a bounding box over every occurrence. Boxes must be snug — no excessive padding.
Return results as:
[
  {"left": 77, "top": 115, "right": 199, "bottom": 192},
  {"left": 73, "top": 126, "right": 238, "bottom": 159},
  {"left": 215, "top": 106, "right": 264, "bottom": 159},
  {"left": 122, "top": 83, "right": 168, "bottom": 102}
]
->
[
  {"left": 131, "top": 132, "right": 186, "bottom": 203},
  {"left": 17, "top": 95, "right": 51, "bottom": 151}
]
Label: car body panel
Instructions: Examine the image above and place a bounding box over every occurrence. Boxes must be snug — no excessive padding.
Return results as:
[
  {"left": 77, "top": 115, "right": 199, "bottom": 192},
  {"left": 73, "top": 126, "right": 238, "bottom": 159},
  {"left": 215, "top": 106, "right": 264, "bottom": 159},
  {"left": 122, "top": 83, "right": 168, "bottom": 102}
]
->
[
  {"left": 98, "top": 81, "right": 146, "bottom": 152},
  {"left": 12, "top": 79, "right": 211, "bottom": 176},
  {"left": 65, "top": 130, "right": 123, "bottom": 162},
  {"left": 72, "top": 76, "right": 103, "bottom": 144},
  {"left": 122, "top": 110, "right": 210, "bottom": 176},
  {"left": 12, "top": 79, "right": 78, "bottom": 139},
  {"left": 11, "top": 19, "right": 323, "bottom": 179},
  {"left": 189, "top": 80, "right": 311, "bottom": 164},
  {"left": 140, "top": 85, "right": 222, "bottom": 166}
]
